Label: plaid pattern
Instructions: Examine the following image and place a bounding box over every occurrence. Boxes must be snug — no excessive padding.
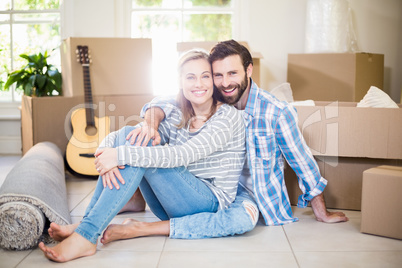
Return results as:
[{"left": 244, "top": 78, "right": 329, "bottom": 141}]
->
[{"left": 243, "top": 81, "right": 327, "bottom": 225}]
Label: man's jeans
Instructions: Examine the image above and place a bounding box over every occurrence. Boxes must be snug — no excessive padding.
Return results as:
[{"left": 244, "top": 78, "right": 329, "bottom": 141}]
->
[
  {"left": 75, "top": 126, "right": 219, "bottom": 244},
  {"left": 170, "top": 184, "right": 258, "bottom": 239}
]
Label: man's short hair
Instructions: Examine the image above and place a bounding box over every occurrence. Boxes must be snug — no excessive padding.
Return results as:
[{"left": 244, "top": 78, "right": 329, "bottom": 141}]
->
[{"left": 209, "top": 40, "right": 253, "bottom": 72}]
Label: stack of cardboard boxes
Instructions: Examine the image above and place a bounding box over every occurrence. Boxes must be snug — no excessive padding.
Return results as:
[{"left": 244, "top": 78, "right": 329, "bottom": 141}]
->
[{"left": 286, "top": 53, "right": 402, "bottom": 240}]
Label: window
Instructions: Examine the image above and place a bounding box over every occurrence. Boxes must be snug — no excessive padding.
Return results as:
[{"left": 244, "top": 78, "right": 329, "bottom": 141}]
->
[
  {"left": 0, "top": 0, "right": 61, "bottom": 102},
  {"left": 131, "top": 0, "right": 235, "bottom": 96}
]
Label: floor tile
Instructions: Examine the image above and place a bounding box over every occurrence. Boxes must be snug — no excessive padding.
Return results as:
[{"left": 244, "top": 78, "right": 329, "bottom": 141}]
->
[
  {"left": 65, "top": 175, "right": 96, "bottom": 195},
  {"left": 0, "top": 248, "right": 32, "bottom": 268},
  {"left": 158, "top": 251, "right": 298, "bottom": 268},
  {"left": 69, "top": 190, "right": 94, "bottom": 217},
  {"left": 295, "top": 251, "right": 402, "bottom": 268},
  {"left": 164, "top": 224, "right": 291, "bottom": 252},
  {"left": 67, "top": 194, "right": 88, "bottom": 212},
  {"left": 98, "top": 235, "right": 166, "bottom": 252},
  {"left": 18, "top": 248, "right": 161, "bottom": 268},
  {"left": 284, "top": 217, "right": 402, "bottom": 252}
]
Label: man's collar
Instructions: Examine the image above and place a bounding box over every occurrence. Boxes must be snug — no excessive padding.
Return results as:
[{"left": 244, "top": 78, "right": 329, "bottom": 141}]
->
[{"left": 244, "top": 79, "right": 259, "bottom": 117}]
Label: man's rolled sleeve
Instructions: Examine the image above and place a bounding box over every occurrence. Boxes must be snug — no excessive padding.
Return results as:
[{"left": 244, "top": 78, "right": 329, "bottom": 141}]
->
[{"left": 297, "top": 176, "right": 327, "bottom": 207}]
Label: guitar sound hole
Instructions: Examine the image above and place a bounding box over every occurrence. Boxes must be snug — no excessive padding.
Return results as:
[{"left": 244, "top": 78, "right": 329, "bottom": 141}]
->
[{"left": 85, "top": 125, "right": 98, "bottom": 136}]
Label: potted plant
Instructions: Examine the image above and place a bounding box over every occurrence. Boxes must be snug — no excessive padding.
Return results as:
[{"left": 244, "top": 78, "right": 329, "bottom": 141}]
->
[{"left": 3, "top": 50, "right": 62, "bottom": 97}]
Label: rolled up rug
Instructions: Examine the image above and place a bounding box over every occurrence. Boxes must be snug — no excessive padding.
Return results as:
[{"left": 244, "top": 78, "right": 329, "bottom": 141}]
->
[{"left": 0, "top": 142, "right": 71, "bottom": 250}]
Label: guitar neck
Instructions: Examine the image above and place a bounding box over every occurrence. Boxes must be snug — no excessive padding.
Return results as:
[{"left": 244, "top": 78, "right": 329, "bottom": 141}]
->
[{"left": 82, "top": 65, "right": 95, "bottom": 127}]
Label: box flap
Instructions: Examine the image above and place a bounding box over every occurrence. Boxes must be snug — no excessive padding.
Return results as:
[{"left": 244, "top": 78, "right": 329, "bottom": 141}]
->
[{"left": 294, "top": 102, "right": 402, "bottom": 159}]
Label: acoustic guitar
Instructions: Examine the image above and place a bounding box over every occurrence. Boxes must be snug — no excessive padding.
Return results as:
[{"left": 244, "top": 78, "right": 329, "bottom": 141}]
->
[{"left": 66, "top": 45, "right": 110, "bottom": 176}]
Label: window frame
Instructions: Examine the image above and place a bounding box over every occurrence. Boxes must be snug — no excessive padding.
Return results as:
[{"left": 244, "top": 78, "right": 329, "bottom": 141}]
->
[
  {"left": 0, "top": 1, "right": 61, "bottom": 106},
  {"left": 130, "top": 0, "right": 238, "bottom": 42}
]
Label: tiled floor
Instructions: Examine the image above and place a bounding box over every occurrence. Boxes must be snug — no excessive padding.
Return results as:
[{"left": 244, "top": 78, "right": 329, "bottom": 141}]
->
[{"left": 1, "top": 155, "right": 402, "bottom": 268}]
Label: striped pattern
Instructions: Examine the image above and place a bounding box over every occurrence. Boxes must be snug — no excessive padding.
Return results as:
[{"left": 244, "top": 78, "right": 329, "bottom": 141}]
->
[
  {"left": 118, "top": 104, "right": 246, "bottom": 210},
  {"left": 243, "top": 80, "right": 328, "bottom": 225}
]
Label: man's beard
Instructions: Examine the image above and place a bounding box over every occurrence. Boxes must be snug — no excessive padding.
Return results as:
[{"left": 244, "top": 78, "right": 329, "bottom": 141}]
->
[{"left": 215, "top": 73, "right": 248, "bottom": 105}]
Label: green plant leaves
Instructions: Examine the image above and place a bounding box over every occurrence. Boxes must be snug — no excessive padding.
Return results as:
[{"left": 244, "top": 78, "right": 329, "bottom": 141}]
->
[{"left": 2, "top": 50, "right": 62, "bottom": 97}]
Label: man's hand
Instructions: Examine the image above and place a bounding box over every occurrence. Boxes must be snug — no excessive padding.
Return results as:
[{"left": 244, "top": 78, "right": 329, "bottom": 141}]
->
[
  {"left": 126, "top": 121, "right": 161, "bottom": 147},
  {"left": 311, "top": 193, "right": 349, "bottom": 223},
  {"left": 126, "top": 107, "right": 165, "bottom": 147}
]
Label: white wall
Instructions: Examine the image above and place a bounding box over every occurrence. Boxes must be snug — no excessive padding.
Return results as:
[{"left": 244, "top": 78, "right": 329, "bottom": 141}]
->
[
  {"left": 242, "top": 0, "right": 402, "bottom": 102},
  {"left": 62, "top": 0, "right": 401, "bottom": 102}
]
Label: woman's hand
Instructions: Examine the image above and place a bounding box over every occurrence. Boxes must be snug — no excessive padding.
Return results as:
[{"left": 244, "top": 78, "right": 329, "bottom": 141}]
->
[
  {"left": 94, "top": 147, "right": 118, "bottom": 175},
  {"left": 102, "top": 167, "right": 125, "bottom": 190},
  {"left": 126, "top": 122, "right": 161, "bottom": 146}
]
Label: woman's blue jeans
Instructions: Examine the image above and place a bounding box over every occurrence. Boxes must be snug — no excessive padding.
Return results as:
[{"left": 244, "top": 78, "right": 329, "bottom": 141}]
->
[{"left": 75, "top": 126, "right": 219, "bottom": 244}]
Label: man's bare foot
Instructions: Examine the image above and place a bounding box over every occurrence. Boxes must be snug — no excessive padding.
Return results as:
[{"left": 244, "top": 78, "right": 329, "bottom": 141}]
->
[
  {"left": 311, "top": 193, "right": 349, "bottom": 223},
  {"left": 48, "top": 222, "right": 79, "bottom": 242},
  {"left": 39, "top": 232, "right": 97, "bottom": 263},
  {"left": 119, "top": 189, "right": 146, "bottom": 213},
  {"left": 101, "top": 219, "right": 142, "bottom": 244}
]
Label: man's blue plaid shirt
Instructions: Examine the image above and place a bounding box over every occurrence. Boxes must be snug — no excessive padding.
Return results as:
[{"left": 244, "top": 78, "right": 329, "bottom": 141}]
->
[{"left": 243, "top": 80, "right": 327, "bottom": 225}]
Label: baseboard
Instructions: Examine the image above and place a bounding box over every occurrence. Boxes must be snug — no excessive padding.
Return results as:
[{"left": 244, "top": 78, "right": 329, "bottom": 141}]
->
[{"left": 0, "top": 136, "right": 22, "bottom": 154}]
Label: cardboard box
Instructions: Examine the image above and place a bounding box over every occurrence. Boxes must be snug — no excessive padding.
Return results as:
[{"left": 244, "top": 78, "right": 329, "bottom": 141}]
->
[
  {"left": 287, "top": 53, "right": 384, "bottom": 101},
  {"left": 61, "top": 37, "right": 153, "bottom": 97},
  {"left": 21, "top": 94, "right": 154, "bottom": 155},
  {"left": 295, "top": 102, "right": 402, "bottom": 159},
  {"left": 177, "top": 41, "right": 263, "bottom": 86},
  {"left": 361, "top": 165, "right": 402, "bottom": 239},
  {"left": 285, "top": 157, "right": 401, "bottom": 210},
  {"left": 284, "top": 102, "right": 402, "bottom": 210}
]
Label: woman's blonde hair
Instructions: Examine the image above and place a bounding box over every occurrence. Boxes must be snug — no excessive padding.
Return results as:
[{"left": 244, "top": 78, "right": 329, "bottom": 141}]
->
[{"left": 176, "top": 49, "right": 218, "bottom": 128}]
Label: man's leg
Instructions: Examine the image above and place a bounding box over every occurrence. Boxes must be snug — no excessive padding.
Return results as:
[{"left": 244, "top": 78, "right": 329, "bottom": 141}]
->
[{"left": 170, "top": 184, "right": 259, "bottom": 239}]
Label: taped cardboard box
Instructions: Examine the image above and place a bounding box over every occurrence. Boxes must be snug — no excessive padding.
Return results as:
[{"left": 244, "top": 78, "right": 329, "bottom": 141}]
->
[
  {"left": 287, "top": 53, "right": 384, "bottom": 102},
  {"left": 61, "top": 37, "right": 153, "bottom": 97},
  {"left": 361, "top": 165, "right": 402, "bottom": 240},
  {"left": 284, "top": 102, "right": 402, "bottom": 210},
  {"left": 177, "top": 41, "right": 263, "bottom": 86},
  {"left": 21, "top": 95, "right": 154, "bottom": 155}
]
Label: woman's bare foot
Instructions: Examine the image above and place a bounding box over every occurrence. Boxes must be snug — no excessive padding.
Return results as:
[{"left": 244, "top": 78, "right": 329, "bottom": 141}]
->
[
  {"left": 48, "top": 222, "right": 79, "bottom": 242},
  {"left": 101, "top": 219, "right": 170, "bottom": 244},
  {"left": 39, "top": 232, "right": 97, "bottom": 263},
  {"left": 118, "top": 189, "right": 146, "bottom": 213}
]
